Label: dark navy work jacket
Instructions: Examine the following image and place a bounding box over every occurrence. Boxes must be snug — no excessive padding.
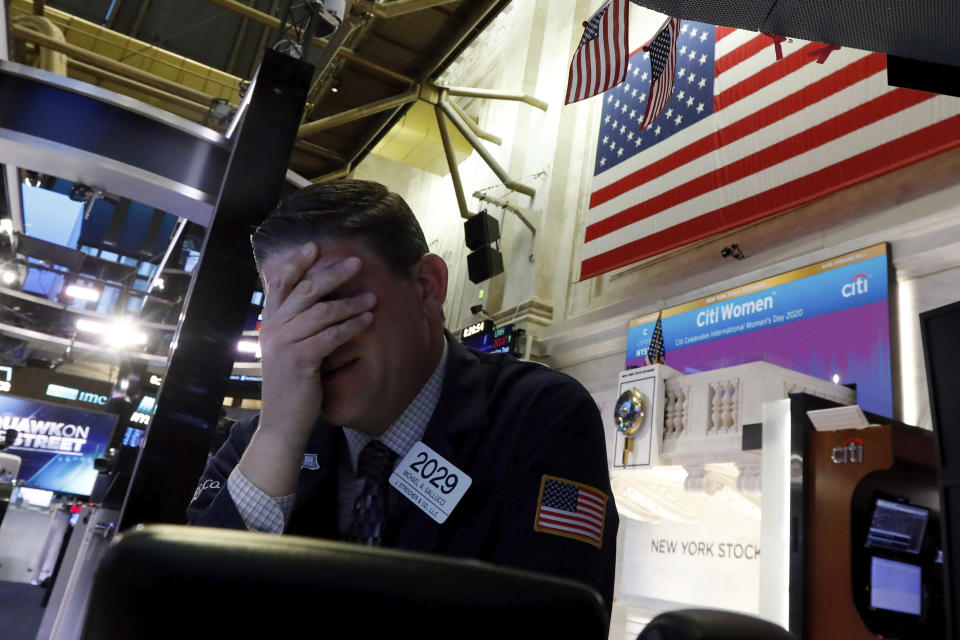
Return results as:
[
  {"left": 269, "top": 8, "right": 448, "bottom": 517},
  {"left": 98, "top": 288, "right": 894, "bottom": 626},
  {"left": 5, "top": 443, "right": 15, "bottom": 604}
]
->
[{"left": 188, "top": 337, "right": 618, "bottom": 611}]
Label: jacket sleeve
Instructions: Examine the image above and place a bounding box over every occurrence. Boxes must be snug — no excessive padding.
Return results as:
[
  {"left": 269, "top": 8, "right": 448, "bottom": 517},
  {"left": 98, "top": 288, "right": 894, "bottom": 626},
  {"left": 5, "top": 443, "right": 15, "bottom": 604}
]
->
[
  {"left": 186, "top": 415, "right": 258, "bottom": 529},
  {"left": 489, "top": 372, "right": 619, "bottom": 615}
]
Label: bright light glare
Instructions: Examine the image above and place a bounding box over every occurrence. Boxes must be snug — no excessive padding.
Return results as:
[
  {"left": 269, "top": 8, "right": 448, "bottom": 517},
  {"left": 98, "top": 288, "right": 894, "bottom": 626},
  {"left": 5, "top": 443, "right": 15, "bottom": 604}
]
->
[
  {"left": 0, "top": 219, "right": 12, "bottom": 235},
  {"left": 76, "top": 318, "right": 106, "bottom": 334},
  {"left": 65, "top": 284, "right": 101, "bottom": 301},
  {"left": 832, "top": 373, "right": 841, "bottom": 384},
  {"left": 237, "top": 340, "right": 262, "bottom": 358},
  {"left": 1, "top": 270, "right": 16, "bottom": 285},
  {"left": 108, "top": 320, "right": 147, "bottom": 347}
]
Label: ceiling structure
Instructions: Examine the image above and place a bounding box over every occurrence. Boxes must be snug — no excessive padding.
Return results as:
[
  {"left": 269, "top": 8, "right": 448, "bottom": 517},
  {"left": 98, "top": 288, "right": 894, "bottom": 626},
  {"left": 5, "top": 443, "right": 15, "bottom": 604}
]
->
[{"left": 9, "top": 0, "right": 514, "bottom": 182}]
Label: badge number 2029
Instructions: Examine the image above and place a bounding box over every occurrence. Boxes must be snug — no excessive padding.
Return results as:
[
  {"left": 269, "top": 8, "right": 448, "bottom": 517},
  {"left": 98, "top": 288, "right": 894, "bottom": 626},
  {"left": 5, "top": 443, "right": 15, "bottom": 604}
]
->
[{"left": 389, "top": 441, "right": 472, "bottom": 524}]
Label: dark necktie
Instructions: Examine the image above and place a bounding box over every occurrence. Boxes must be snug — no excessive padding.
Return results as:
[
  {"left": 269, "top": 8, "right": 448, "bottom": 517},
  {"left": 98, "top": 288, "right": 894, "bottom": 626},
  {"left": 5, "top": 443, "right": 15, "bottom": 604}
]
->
[{"left": 348, "top": 440, "right": 398, "bottom": 546}]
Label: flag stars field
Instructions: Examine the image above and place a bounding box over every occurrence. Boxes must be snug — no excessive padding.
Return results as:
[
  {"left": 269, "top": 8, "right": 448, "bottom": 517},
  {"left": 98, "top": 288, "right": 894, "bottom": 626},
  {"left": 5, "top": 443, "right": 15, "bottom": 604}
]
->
[{"left": 593, "top": 19, "right": 714, "bottom": 174}]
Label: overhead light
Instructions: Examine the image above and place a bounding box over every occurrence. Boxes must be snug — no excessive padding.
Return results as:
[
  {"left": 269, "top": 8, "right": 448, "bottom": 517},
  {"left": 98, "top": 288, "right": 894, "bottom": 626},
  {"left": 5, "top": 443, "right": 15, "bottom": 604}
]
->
[
  {"left": 108, "top": 320, "right": 147, "bottom": 348},
  {"left": 76, "top": 318, "right": 106, "bottom": 334},
  {"left": 237, "top": 340, "right": 262, "bottom": 358},
  {"left": 1, "top": 270, "right": 17, "bottom": 285},
  {"left": 65, "top": 284, "right": 101, "bottom": 301}
]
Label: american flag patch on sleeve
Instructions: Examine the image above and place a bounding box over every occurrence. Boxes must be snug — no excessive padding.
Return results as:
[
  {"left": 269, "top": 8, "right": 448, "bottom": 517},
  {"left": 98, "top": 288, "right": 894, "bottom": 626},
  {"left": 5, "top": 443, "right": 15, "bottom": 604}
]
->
[{"left": 533, "top": 475, "right": 608, "bottom": 548}]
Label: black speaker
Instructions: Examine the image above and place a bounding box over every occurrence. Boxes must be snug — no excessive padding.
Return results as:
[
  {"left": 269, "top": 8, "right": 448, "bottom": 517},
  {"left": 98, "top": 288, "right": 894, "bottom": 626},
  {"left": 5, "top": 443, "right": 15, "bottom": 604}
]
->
[
  {"left": 467, "top": 247, "right": 503, "bottom": 284},
  {"left": 887, "top": 55, "right": 960, "bottom": 99},
  {"left": 463, "top": 211, "right": 500, "bottom": 251}
]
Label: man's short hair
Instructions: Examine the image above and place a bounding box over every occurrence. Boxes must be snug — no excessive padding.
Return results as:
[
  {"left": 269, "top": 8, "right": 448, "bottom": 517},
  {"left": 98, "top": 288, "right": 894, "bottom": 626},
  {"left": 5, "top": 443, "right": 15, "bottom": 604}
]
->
[{"left": 251, "top": 180, "right": 429, "bottom": 275}]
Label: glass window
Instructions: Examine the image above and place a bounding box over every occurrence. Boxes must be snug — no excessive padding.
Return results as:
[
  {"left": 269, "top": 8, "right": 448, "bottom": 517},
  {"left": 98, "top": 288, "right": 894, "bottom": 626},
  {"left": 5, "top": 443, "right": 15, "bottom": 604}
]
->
[
  {"left": 126, "top": 295, "right": 142, "bottom": 313},
  {"left": 99, "top": 250, "right": 119, "bottom": 262},
  {"left": 138, "top": 262, "right": 157, "bottom": 277},
  {"left": 133, "top": 277, "right": 149, "bottom": 292},
  {"left": 250, "top": 291, "right": 264, "bottom": 305},
  {"left": 80, "top": 246, "right": 98, "bottom": 256},
  {"left": 120, "top": 256, "right": 138, "bottom": 267}
]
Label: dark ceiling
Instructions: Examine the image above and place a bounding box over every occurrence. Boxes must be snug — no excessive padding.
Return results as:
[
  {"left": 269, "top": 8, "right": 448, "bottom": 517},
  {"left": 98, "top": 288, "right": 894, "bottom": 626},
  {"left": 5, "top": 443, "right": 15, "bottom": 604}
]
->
[{"left": 41, "top": 0, "right": 512, "bottom": 181}]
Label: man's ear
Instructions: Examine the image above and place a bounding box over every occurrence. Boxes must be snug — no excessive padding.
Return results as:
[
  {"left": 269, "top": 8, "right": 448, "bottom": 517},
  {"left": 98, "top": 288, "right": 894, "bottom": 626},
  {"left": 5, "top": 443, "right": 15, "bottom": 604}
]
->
[{"left": 413, "top": 253, "right": 448, "bottom": 318}]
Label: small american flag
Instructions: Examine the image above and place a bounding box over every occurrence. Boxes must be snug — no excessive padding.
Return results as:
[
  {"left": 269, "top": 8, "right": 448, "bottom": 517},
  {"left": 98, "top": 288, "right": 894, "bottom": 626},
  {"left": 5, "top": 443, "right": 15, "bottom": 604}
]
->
[
  {"left": 565, "top": 0, "right": 629, "bottom": 105},
  {"left": 534, "top": 476, "right": 608, "bottom": 548},
  {"left": 646, "top": 313, "right": 665, "bottom": 364},
  {"left": 639, "top": 17, "right": 681, "bottom": 130}
]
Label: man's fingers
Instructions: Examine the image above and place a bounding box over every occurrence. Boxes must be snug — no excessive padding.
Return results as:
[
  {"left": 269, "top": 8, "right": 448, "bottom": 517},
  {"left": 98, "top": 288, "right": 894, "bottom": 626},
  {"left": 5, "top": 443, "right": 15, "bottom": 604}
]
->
[
  {"left": 299, "top": 311, "right": 374, "bottom": 358},
  {"left": 262, "top": 242, "right": 317, "bottom": 320},
  {"left": 272, "top": 256, "right": 362, "bottom": 324},
  {"left": 279, "top": 292, "right": 377, "bottom": 344}
]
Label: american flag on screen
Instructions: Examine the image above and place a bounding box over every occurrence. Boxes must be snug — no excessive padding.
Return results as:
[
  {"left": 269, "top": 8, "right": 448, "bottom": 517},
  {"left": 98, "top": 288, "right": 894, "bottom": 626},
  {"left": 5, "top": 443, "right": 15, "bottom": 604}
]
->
[
  {"left": 534, "top": 476, "right": 607, "bottom": 548},
  {"left": 580, "top": 22, "right": 960, "bottom": 280},
  {"left": 645, "top": 313, "right": 665, "bottom": 364},
  {"left": 565, "top": 0, "right": 629, "bottom": 105}
]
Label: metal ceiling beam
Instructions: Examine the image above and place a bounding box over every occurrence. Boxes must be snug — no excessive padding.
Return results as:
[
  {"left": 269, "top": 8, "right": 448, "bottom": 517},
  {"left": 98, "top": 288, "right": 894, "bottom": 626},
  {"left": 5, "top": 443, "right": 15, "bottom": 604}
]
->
[
  {"left": 297, "top": 89, "right": 418, "bottom": 137},
  {"left": 353, "top": 0, "right": 460, "bottom": 19},
  {"left": 440, "top": 85, "right": 549, "bottom": 111},
  {"left": 294, "top": 139, "right": 347, "bottom": 163},
  {"left": 204, "top": 0, "right": 414, "bottom": 85},
  {"left": 448, "top": 97, "right": 500, "bottom": 145},
  {"left": 11, "top": 23, "right": 218, "bottom": 106},
  {"left": 435, "top": 102, "right": 471, "bottom": 220},
  {"left": 67, "top": 60, "right": 210, "bottom": 117},
  {"left": 436, "top": 92, "right": 535, "bottom": 199}
]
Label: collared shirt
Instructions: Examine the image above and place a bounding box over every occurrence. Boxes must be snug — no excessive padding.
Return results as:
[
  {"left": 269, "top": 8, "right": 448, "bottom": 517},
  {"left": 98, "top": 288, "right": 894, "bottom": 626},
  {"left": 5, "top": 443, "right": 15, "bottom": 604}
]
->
[{"left": 228, "top": 338, "right": 449, "bottom": 534}]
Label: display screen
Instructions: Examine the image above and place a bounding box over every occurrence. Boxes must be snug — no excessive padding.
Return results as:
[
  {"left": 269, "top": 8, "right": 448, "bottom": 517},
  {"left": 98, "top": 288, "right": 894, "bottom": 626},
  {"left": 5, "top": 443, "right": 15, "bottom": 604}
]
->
[
  {"left": 870, "top": 557, "right": 922, "bottom": 615},
  {"left": 0, "top": 394, "right": 117, "bottom": 497},
  {"left": 866, "top": 498, "right": 929, "bottom": 554},
  {"left": 627, "top": 244, "right": 892, "bottom": 415},
  {"left": 461, "top": 323, "right": 517, "bottom": 355}
]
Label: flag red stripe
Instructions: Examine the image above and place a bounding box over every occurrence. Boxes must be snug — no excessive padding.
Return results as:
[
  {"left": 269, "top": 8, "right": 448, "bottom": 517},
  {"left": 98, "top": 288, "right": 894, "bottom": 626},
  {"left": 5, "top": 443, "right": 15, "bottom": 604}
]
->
[
  {"left": 715, "top": 25, "right": 736, "bottom": 40},
  {"left": 536, "top": 521, "right": 602, "bottom": 543},
  {"left": 586, "top": 88, "right": 931, "bottom": 241},
  {"left": 581, "top": 114, "right": 960, "bottom": 279},
  {"left": 579, "top": 486, "right": 606, "bottom": 503},
  {"left": 589, "top": 52, "right": 887, "bottom": 208},
  {"left": 714, "top": 32, "right": 770, "bottom": 76},
  {"left": 714, "top": 41, "right": 825, "bottom": 112},
  {"left": 540, "top": 507, "right": 604, "bottom": 529},
  {"left": 538, "top": 514, "right": 603, "bottom": 538}
]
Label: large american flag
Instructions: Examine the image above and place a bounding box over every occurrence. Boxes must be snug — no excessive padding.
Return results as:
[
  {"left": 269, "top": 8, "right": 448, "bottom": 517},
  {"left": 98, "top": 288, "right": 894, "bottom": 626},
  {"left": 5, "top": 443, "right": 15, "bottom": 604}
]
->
[
  {"left": 565, "top": 0, "right": 629, "bottom": 105},
  {"left": 534, "top": 476, "right": 607, "bottom": 548},
  {"left": 580, "top": 22, "right": 960, "bottom": 280}
]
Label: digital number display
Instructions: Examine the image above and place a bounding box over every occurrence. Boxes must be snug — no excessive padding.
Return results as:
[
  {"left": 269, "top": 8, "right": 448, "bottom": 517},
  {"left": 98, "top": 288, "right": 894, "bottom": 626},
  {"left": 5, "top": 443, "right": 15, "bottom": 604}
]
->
[{"left": 460, "top": 323, "right": 518, "bottom": 355}]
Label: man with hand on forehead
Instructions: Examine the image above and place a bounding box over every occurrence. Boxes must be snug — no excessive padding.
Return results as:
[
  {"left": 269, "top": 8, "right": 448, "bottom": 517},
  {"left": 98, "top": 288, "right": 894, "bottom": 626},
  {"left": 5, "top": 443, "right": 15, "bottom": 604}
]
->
[{"left": 188, "top": 180, "right": 618, "bottom": 611}]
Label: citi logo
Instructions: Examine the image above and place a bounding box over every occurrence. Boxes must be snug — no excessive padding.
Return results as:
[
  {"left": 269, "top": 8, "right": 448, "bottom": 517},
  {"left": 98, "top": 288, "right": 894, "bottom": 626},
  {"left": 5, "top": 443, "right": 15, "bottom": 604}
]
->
[
  {"left": 831, "top": 437, "right": 864, "bottom": 464},
  {"left": 841, "top": 274, "right": 869, "bottom": 298}
]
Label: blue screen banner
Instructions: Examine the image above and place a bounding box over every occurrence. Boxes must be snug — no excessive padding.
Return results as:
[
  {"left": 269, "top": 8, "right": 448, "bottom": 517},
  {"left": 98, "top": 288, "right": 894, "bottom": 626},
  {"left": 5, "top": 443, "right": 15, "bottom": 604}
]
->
[{"left": 0, "top": 394, "right": 117, "bottom": 496}]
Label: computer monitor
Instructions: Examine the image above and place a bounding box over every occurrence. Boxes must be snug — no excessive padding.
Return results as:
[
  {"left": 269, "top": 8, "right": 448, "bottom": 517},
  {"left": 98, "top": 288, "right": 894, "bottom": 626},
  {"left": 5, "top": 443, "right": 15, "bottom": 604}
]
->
[
  {"left": 866, "top": 497, "right": 930, "bottom": 554},
  {"left": 870, "top": 556, "right": 923, "bottom": 616}
]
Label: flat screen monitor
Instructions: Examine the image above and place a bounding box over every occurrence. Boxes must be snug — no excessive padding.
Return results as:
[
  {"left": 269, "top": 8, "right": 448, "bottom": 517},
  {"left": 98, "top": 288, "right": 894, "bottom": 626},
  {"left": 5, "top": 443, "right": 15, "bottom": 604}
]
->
[
  {"left": 866, "top": 498, "right": 929, "bottom": 554},
  {"left": 870, "top": 556, "right": 922, "bottom": 615},
  {"left": 0, "top": 394, "right": 117, "bottom": 497}
]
